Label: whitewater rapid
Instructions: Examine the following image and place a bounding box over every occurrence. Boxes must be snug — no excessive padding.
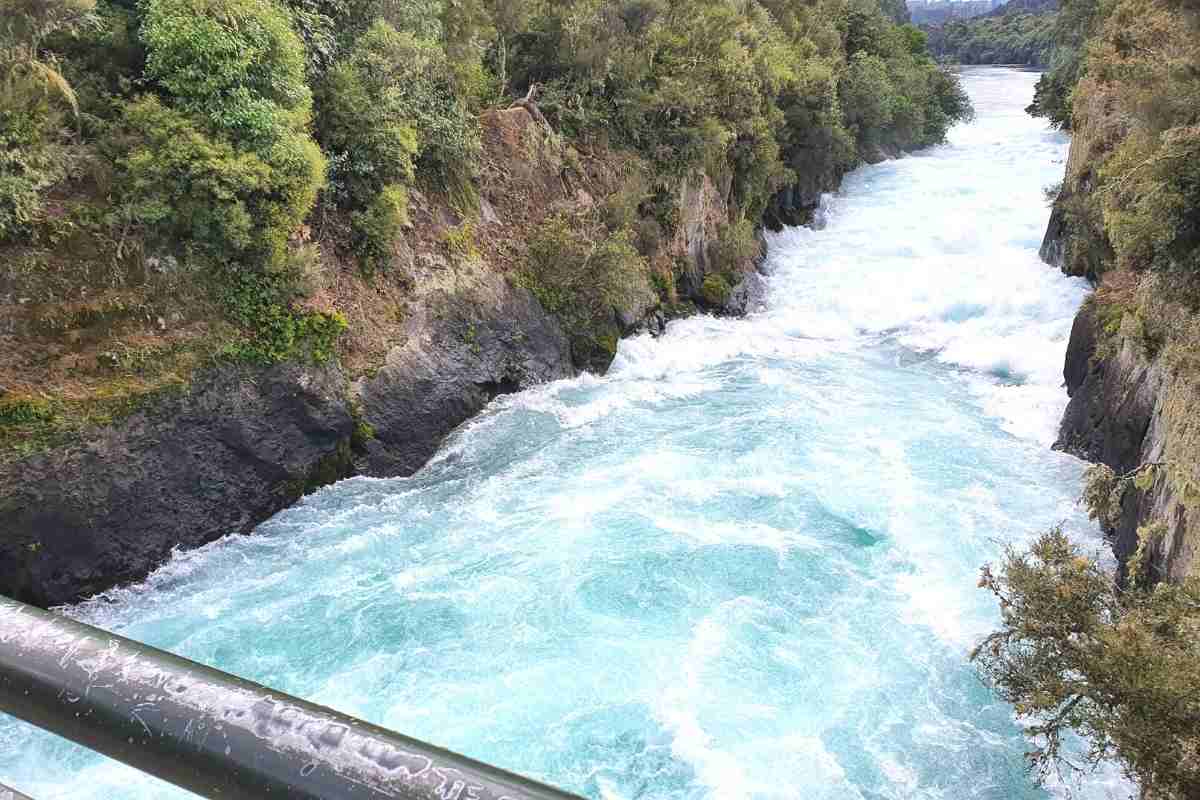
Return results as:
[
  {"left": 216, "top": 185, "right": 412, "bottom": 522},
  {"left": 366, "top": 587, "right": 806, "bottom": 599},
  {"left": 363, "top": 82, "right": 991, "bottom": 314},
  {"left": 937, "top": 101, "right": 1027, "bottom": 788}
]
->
[{"left": 1, "top": 69, "right": 1126, "bottom": 799}]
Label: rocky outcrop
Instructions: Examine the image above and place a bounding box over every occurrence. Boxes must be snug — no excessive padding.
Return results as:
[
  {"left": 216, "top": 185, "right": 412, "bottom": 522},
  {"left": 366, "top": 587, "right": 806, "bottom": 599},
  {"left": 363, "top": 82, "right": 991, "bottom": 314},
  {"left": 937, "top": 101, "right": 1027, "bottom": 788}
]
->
[
  {"left": 1040, "top": 124, "right": 1110, "bottom": 281},
  {"left": 1055, "top": 299, "right": 1199, "bottom": 582},
  {"left": 356, "top": 262, "right": 573, "bottom": 477},
  {"left": 1056, "top": 302, "right": 1161, "bottom": 472},
  {"left": 0, "top": 362, "right": 356, "bottom": 607},
  {"left": 764, "top": 173, "right": 841, "bottom": 231},
  {"left": 725, "top": 271, "right": 769, "bottom": 316},
  {"left": 0, "top": 270, "right": 576, "bottom": 608}
]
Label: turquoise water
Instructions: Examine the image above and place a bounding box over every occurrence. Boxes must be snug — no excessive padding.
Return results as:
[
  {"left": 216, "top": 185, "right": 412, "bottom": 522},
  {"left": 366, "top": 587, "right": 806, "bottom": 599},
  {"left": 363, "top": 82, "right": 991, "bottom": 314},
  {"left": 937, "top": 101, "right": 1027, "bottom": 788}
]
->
[{"left": 1, "top": 69, "right": 1127, "bottom": 799}]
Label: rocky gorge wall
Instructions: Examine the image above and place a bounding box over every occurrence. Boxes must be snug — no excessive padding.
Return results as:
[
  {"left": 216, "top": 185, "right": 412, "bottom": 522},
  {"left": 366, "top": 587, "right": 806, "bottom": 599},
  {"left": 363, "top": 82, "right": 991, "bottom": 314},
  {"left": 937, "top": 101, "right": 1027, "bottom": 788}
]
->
[
  {"left": 0, "top": 106, "right": 772, "bottom": 607},
  {"left": 1044, "top": 133, "right": 1200, "bottom": 584}
]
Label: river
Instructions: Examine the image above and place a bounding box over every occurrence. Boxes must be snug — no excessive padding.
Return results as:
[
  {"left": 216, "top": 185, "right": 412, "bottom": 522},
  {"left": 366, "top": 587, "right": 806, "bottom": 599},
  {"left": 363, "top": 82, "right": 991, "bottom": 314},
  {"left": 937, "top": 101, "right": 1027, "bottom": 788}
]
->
[{"left": 0, "top": 68, "right": 1128, "bottom": 799}]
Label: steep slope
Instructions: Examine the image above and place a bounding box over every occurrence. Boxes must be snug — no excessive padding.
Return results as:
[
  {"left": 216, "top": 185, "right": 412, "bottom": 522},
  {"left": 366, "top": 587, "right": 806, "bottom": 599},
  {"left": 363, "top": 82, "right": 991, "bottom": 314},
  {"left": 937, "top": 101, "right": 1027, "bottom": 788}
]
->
[{"left": 1039, "top": 0, "right": 1200, "bottom": 584}]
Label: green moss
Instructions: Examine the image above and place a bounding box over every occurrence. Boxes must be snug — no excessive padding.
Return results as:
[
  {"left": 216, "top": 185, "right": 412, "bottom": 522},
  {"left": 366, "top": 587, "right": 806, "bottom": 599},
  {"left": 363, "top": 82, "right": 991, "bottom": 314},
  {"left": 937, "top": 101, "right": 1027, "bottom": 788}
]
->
[
  {"left": 443, "top": 221, "right": 479, "bottom": 263},
  {"left": 0, "top": 377, "right": 190, "bottom": 464},
  {"left": 0, "top": 396, "right": 55, "bottom": 426},
  {"left": 214, "top": 269, "right": 347, "bottom": 364},
  {"left": 700, "top": 273, "right": 733, "bottom": 308}
]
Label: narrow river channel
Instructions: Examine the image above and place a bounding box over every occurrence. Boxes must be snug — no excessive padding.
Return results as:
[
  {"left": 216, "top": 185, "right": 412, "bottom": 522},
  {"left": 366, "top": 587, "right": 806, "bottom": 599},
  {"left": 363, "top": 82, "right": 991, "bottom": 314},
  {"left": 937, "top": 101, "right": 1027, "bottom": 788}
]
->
[{"left": 0, "top": 68, "right": 1128, "bottom": 800}]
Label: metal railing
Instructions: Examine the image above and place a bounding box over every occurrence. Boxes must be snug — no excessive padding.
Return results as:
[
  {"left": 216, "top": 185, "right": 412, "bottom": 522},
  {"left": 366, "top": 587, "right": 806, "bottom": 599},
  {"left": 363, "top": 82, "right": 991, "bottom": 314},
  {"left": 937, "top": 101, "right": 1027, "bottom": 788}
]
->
[
  {"left": 0, "top": 595, "right": 585, "bottom": 800},
  {"left": 1, "top": 782, "right": 35, "bottom": 800}
]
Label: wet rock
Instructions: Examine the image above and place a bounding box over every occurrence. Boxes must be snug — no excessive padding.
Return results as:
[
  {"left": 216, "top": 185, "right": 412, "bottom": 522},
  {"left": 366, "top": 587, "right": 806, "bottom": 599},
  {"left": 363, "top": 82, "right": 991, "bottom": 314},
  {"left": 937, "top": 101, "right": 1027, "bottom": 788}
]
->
[
  {"left": 725, "top": 271, "right": 768, "bottom": 316},
  {"left": 0, "top": 361, "right": 356, "bottom": 607},
  {"left": 357, "top": 274, "right": 572, "bottom": 477}
]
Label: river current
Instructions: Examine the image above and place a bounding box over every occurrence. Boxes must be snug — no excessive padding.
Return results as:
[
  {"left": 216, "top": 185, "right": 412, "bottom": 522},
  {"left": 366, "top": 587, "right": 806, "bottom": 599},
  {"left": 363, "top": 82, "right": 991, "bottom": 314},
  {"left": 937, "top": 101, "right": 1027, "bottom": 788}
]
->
[{"left": 1, "top": 69, "right": 1129, "bottom": 799}]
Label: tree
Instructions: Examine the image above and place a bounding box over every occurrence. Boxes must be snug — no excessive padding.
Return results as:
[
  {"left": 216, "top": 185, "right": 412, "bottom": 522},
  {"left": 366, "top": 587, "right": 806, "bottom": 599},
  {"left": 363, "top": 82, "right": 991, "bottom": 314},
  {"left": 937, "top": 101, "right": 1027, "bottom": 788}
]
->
[
  {"left": 134, "top": 0, "right": 325, "bottom": 268},
  {"left": 974, "top": 529, "right": 1200, "bottom": 799},
  {"left": 141, "top": 0, "right": 312, "bottom": 150}
]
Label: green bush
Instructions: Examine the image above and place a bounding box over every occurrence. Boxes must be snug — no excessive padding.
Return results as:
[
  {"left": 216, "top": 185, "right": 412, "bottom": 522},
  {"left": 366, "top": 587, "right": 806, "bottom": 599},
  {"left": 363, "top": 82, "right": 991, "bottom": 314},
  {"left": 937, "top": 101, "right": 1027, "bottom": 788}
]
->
[
  {"left": 699, "top": 273, "right": 731, "bottom": 308},
  {"left": 217, "top": 269, "right": 347, "bottom": 363},
  {"left": 524, "top": 211, "right": 652, "bottom": 371},
  {"left": 0, "top": 92, "right": 71, "bottom": 242},
  {"left": 974, "top": 529, "right": 1200, "bottom": 798},
  {"left": 316, "top": 21, "right": 419, "bottom": 210},
  {"left": 840, "top": 52, "right": 897, "bottom": 149},
  {"left": 0, "top": 396, "right": 55, "bottom": 426},
  {"left": 350, "top": 183, "right": 409, "bottom": 275},
  {"left": 317, "top": 20, "right": 479, "bottom": 201},
  {"left": 140, "top": 0, "right": 312, "bottom": 150},
  {"left": 114, "top": 96, "right": 324, "bottom": 269},
  {"left": 129, "top": 0, "right": 325, "bottom": 269},
  {"left": 0, "top": 0, "right": 96, "bottom": 242}
]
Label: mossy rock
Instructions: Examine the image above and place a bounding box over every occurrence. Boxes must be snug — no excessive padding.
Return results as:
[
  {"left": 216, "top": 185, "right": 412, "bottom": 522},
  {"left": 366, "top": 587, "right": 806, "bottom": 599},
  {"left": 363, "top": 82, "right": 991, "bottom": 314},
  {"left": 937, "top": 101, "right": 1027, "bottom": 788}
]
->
[
  {"left": 0, "top": 396, "right": 55, "bottom": 426},
  {"left": 700, "top": 273, "right": 732, "bottom": 308}
]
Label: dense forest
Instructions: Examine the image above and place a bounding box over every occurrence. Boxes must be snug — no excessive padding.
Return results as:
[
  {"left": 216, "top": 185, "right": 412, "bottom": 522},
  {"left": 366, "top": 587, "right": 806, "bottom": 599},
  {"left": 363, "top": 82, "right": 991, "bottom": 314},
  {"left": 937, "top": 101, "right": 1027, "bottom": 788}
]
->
[
  {"left": 977, "top": 0, "right": 1200, "bottom": 795},
  {"left": 924, "top": 0, "right": 1057, "bottom": 66},
  {"left": 0, "top": 0, "right": 970, "bottom": 457}
]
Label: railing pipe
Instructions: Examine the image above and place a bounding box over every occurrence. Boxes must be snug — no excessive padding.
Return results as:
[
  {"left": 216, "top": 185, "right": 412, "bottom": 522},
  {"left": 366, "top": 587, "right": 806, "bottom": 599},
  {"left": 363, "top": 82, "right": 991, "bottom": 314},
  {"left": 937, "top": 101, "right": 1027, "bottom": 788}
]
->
[
  {"left": 0, "top": 595, "right": 584, "bottom": 800},
  {"left": 0, "top": 782, "right": 35, "bottom": 800}
]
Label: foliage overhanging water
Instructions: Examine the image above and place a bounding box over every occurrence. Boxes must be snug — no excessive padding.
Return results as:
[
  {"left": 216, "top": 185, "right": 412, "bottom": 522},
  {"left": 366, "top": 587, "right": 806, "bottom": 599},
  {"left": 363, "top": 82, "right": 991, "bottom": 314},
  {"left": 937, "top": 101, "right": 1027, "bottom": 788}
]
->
[{"left": 0, "top": 69, "right": 1129, "bottom": 799}]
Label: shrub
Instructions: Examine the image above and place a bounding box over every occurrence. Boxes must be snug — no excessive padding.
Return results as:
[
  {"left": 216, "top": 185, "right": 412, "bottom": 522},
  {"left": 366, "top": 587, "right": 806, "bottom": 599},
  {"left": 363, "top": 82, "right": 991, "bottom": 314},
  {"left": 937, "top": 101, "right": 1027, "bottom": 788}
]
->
[
  {"left": 315, "top": 21, "right": 419, "bottom": 210},
  {"left": 140, "top": 0, "right": 312, "bottom": 151},
  {"left": 0, "top": 395, "right": 55, "bottom": 426},
  {"left": 523, "top": 211, "right": 652, "bottom": 371},
  {"left": 840, "top": 52, "right": 897, "bottom": 149},
  {"left": 0, "top": 0, "right": 95, "bottom": 242},
  {"left": 350, "top": 183, "right": 409, "bottom": 275},
  {"left": 1081, "top": 463, "right": 1122, "bottom": 528},
  {"left": 216, "top": 268, "right": 347, "bottom": 363},
  {"left": 1103, "top": 127, "right": 1200, "bottom": 276},
  {"left": 699, "top": 273, "right": 731, "bottom": 308},
  {"left": 974, "top": 529, "right": 1200, "bottom": 799},
  {"left": 114, "top": 96, "right": 324, "bottom": 269},
  {"left": 317, "top": 20, "right": 479, "bottom": 202},
  {"left": 0, "top": 91, "right": 72, "bottom": 242},
  {"left": 707, "top": 218, "right": 760, "bottom": 274},
  {"left": 131, "top": 0, "right": 325, "bottom": 269}
]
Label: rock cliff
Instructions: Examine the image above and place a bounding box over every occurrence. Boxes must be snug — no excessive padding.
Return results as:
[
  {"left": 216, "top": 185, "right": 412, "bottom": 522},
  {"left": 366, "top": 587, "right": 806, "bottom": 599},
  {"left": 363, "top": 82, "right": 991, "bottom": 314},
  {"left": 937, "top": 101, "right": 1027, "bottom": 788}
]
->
[
  {"left": 0, "top": 105, "right": 768, "bottom": 606},
  {"left": 1048, "top": 135, "right": 1199, "bottom": 584}
]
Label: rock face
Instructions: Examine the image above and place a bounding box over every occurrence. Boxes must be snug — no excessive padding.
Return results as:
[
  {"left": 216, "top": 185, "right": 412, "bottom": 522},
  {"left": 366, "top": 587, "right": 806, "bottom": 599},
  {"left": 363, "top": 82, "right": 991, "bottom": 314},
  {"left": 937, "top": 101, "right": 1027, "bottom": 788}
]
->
[
  {"left": 1055, "top": 300, "right": 1198, "bottom": 582},
  {"left": 1048, "top": 134, "right": 1199, "bottom": 583},
  {"left": 1056, "top": 302, "right": 1160, "bottom": 472},
  {"left": 725, "top": 271, "right": 769, "bottom": 316},
  {"left": 1040, "top": 125, "right": 1110, "bottom": 281},
  {"left": 0, "top": 362, "right": 356, "bottom": 607},
  {"left": 357, "top": 265, "right": 572, "bottom": 477}
]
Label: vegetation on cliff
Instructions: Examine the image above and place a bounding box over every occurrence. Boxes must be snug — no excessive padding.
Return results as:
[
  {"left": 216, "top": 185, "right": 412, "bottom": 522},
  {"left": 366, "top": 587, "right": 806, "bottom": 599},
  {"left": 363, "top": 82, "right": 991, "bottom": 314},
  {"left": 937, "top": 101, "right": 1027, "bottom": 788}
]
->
[
  {"left": 978, "top": 0, "right": 1200, "bottom": 793},
  {"left": 975, "top": 530, "right": 1200, "bottom": 798},
  {"left": 0, "top": 0, "right": 971, "bottom": 460}
]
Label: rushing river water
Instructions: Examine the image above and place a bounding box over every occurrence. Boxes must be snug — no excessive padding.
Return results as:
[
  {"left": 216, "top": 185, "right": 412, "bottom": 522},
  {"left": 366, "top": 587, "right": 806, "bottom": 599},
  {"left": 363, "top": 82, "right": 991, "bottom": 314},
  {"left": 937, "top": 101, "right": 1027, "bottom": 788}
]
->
[{"left": 1, "top": 69, "right": 1129, "bottom": 799}]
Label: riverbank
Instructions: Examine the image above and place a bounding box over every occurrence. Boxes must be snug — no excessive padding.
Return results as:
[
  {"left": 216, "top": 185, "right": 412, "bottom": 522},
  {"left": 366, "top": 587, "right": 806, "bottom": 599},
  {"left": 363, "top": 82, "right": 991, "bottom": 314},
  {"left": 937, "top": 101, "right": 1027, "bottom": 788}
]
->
[
  {"left": 0, "top": 104, "right": 770, "bottom": 607},
  {"left": 1, "top": 0, "right": 975, "bottom": 607},
  {"left": 1, "top": 67, "right": 1121, "bottom": 800},
  {"left": 1036, "top": 0, "right": 1200, "bottom": 584}
]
